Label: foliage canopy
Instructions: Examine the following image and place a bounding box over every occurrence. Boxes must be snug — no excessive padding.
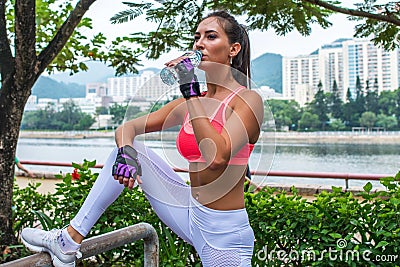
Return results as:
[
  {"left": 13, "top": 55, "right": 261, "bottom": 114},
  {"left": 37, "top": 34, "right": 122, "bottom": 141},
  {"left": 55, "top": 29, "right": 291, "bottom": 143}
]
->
[{"left": 110, "top": 0, "right": 400, "bottom": 66}]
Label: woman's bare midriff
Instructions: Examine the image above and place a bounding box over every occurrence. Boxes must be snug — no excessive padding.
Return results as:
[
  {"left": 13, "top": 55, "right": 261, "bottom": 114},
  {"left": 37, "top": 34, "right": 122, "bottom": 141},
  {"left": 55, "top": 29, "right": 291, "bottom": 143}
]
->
[{"left": 189, "top": 163, "right": 247, "bottom": 210}]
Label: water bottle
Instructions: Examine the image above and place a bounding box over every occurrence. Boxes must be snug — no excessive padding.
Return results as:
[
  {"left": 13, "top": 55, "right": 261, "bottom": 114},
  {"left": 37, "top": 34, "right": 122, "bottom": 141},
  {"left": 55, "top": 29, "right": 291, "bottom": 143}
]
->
[{"left": 160, "top": 50, "right": 202, "bottom": 86}]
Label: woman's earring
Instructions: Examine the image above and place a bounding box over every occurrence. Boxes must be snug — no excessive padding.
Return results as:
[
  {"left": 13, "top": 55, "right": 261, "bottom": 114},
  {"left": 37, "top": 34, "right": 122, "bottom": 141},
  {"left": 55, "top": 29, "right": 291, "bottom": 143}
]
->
[{"left": 230, "top": 56, "right": 233, "bottom": 65}]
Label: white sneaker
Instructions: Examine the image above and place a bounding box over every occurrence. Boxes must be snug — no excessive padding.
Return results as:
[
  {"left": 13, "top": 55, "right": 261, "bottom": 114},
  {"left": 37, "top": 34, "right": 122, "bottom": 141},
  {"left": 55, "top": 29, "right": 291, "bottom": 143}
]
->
[{"left": 21, "top": 228, "right": 82, "bottom": 267}]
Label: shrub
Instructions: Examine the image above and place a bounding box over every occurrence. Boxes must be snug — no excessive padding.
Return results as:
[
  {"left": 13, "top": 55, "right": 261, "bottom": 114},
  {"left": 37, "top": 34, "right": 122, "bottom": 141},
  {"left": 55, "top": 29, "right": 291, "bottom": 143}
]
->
[
  {"left": 11, "top": 160, "right": 200, "bottom": 266},
  {"left": 247, "top": 173, "right": 400, "bottom": 266},
  {"left": 6, "top": 163, "right": 400, "bottom": 266}
]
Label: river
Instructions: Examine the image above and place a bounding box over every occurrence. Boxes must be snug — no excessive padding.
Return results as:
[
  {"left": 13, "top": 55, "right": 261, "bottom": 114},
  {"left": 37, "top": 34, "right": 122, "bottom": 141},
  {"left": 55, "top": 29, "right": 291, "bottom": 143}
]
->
[{"left": 16, "top": 137, "right": 400, "bottom": 190}]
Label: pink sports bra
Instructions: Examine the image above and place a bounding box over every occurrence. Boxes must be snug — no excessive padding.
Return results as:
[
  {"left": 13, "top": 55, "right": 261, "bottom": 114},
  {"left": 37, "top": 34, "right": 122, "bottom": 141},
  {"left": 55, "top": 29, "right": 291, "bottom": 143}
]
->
[{"left": 176, "top": 87, "right": 254, "bottom": 165}]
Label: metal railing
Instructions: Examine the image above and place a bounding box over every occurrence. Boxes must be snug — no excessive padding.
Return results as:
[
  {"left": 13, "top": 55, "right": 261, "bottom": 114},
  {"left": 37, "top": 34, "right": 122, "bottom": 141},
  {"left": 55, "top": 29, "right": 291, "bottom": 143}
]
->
[
  {"left": 19, "top": 160, "right": 392, "bottom": 189},
  {"left": 247, "top": 170, "right": 390, "bottom": 190},
  {"left": 1, "top": 223, "right": 159, "bottom": 267}
]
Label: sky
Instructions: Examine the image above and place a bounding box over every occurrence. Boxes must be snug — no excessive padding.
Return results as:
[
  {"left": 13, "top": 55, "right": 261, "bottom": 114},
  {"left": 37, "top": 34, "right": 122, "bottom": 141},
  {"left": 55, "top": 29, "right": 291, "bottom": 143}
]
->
[{"left": 83, "top": 0, "right": 367, "bottom": 69}]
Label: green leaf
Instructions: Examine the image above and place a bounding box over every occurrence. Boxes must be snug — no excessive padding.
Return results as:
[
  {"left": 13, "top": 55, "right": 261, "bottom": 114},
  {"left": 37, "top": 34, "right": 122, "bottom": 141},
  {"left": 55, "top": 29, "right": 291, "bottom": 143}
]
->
[
  {"left": 32, "top": 210, "right": 54, "bottom": 231},
  {"left": 329, "top": 233, "right": 342, "bottom": 239},
  {"left": 363, "top": 182, "right": 373, "bottom": 193},
  {"left": 332, "top": 186, "right": 343, "bottom": 193},
  {"left": 390, "top": 198, "right": 400, "bottom": 206},
  {"left": 72, "top": 162, "right": 81, "bottom": 169},
  {"left": 375, "top": 241, "right": 389, "bottom": 248}
]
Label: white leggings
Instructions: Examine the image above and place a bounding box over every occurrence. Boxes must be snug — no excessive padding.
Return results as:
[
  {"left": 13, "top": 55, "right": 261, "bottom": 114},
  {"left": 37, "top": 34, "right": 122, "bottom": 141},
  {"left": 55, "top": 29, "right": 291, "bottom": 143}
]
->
[{"left": 70, "top": 141, "right": 254, "bottom": 266}]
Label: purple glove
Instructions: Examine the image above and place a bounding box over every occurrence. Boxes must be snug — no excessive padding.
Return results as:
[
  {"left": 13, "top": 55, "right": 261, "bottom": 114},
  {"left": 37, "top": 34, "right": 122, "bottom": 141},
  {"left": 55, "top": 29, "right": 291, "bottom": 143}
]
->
[
  {"left": 112, "top": 145, "right": 142, "bottom": 179},
  {"left": 175, "top": 58, "right": 201, "bottom": 99}
]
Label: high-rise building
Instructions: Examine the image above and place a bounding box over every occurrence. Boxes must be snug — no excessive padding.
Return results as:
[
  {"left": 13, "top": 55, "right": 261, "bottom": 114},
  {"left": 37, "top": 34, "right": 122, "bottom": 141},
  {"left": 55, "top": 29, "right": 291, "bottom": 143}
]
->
[
  {"left": 107, "top": 71, "right": 175, "bottom": 102},
  {"left": 86, "top": 82, "right": 107, "bottom": 98},
  {"left": 282, "top": 38, "right": 400, "bottom": 106},
  {"left": 318, "top": 39, "right": 345, "bottom": 97},
  {"left": 282, "top": 54, "right": 319, "bottom": 103},
  {"left": 342, "top": 39, "right": 399, "bottom": 97},
  {"left": 107, "top": 75, "right": 142, "bottom": 99}
]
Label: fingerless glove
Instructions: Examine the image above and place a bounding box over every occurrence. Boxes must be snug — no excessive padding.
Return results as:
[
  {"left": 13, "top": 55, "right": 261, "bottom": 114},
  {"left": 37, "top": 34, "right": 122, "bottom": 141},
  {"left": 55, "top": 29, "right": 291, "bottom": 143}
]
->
[
  {"left": 176, "top": 58, "right": 201, "bottom": 99},
  {"left": 112, "top": 145, "right": 142, "bottom": 178}
]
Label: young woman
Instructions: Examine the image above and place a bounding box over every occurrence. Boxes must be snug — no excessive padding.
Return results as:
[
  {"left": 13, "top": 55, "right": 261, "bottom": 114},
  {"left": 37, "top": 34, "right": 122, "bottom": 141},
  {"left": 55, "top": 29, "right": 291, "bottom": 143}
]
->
[{"left": 21, "top": 10, "right": 264, "bottom": 267}]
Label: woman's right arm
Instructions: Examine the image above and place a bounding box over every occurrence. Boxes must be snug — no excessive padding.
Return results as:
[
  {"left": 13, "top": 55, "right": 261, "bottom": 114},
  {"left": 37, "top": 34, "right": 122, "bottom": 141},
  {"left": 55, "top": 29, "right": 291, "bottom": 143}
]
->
[{"left": 115, "top": 98, "right": 186, "bottom": 148}]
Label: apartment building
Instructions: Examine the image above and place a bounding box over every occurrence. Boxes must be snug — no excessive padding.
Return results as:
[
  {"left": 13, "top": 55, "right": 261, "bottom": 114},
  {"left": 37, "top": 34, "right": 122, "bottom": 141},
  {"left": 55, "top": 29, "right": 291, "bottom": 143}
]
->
[
  {"left": 107, "top": 70, "right": 176, "bottom": 101},
  {"left": 283, "top": 38, "right": 400, "bottom": 106},
  {"left": 282, "top": 54, "right": 319, "bottom": 106},
  {"left": 342, "top": 39, "right": 399, "bottom": 97}
]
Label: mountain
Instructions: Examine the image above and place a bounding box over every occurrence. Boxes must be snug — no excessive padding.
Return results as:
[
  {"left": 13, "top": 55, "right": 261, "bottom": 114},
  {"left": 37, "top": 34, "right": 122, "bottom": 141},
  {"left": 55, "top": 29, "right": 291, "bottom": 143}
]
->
[
  {"left": 49, "top": 61, "right": 161, "bottom": 85},
  {"left": 32, "top": 76, "right": 85, "bottom": 99},
  {"left": 50, "top": 61, "right": 115, "bottom": 85},
  {"left": 251, "top": 53, "right": 282, "bottom": 93},
  {"left": 139, "top": 67, "right": 160, "bottom": 74},
  {"left": 33, "top": 66, "right": 162, "bottom": 99}
]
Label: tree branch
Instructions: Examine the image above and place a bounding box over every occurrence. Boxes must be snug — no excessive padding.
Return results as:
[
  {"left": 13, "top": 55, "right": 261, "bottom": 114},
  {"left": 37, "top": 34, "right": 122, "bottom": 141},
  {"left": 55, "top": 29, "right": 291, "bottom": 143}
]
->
[
  {"left": 0, "top": 0, "right": 14, "bottom": 78},
  {"left": 36, "top": 0, "right": 97, "bottom": 77},
  {"left": 14, "top": 0, "right": 37, "bottom": 88},
  {"left": 303, "top": 0, "right": 400, "bottom": 26}
]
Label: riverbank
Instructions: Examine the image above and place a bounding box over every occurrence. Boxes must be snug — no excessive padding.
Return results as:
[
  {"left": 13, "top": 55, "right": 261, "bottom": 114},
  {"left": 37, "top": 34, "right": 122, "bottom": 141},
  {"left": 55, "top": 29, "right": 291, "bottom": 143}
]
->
[{"left": 19, "top": 130, "right": 400, "bottom": 144}]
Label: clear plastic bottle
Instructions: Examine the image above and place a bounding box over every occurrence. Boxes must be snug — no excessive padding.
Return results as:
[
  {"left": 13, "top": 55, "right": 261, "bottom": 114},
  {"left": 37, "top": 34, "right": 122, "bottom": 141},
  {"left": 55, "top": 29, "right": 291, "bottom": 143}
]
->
[{"left": 160, "top": 50, "right": 202, "bottom": 86}]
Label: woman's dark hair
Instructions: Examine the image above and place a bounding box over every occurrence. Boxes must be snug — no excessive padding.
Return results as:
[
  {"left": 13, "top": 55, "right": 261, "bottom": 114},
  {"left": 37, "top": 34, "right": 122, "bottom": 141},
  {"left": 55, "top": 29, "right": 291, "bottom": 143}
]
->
[{"left": 202, "top": 10, "right": 251, "bottom": 87}]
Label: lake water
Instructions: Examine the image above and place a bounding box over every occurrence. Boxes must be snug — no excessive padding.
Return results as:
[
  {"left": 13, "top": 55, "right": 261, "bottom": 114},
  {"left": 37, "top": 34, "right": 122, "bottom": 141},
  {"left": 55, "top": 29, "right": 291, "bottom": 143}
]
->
[{"left": 16, "top": 137, "right": 400, "bottom": 190}]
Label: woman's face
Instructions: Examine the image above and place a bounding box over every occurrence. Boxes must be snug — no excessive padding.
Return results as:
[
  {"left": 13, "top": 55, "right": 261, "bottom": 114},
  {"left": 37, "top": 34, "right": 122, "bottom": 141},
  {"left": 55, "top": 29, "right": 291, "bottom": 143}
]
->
[{"left": 193, "top": 17, "right": 232, "bottom": 66}]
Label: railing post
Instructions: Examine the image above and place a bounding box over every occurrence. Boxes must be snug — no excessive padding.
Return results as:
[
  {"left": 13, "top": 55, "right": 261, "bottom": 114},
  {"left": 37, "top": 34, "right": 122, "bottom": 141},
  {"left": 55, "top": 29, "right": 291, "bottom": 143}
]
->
[
  {"left": 143, "top": 223, "right": 159, "bottom": 266},
  {"left": 78, "top": 222, "right": 159, "bottom": 267}
]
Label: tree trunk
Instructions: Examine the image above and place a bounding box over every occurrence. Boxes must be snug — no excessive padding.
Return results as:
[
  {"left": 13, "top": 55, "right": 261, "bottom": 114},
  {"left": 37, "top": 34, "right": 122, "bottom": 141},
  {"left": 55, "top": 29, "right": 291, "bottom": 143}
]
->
[
  {"left": 0, "top": 0, "right": 36, "bottom": 246},
  {"left": 0, "top": 56, "right": 35, "bottom": 245},
  {"left": 0, "top": 75, "right": 28, "bottom": 245},
  {"left": 0, "top": 0, "right": 97, "bottom": 246}
]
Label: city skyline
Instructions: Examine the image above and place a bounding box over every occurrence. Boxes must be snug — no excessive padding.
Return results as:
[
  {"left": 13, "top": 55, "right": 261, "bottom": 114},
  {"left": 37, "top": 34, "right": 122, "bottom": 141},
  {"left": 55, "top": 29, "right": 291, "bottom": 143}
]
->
[
  {"left": 48, "top": 35, "right": 372, "bottom": 87},
  {"left": 282, "top": 38, "right": 400, "bottom": 106}
]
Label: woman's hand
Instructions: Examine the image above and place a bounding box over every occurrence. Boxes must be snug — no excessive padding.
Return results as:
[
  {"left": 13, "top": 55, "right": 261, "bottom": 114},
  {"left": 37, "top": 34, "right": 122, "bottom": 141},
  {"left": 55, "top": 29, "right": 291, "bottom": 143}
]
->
[
  {"left": 112, "top": 145, "right": 142, "bottom": 189},
  {"left": 175, "top": 58, "right": 201, "bottom": 99},
  {"left": 164, "top": 55, "right": 188, "bottom": 68}
]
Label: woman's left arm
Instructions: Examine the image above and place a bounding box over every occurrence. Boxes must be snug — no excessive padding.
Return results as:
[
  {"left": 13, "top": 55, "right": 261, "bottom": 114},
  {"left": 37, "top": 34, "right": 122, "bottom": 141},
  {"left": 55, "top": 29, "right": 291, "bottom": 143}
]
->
[{"left": 186, "top": 91, "right": 264, "bottom": 169}]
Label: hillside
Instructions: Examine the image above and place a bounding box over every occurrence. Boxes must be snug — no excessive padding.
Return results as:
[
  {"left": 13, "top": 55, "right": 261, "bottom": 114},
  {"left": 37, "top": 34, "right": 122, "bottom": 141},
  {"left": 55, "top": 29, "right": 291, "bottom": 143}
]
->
[
  {"left": 50, "top": 61, "right": 115, "bottom": 85},
  {"left": 32, "top": 76, "right": 85, "bottom": 99},
  {"left": 251, "top": 53, "right": 282, "bottom": 93},
  {"left": 50, "top": 61, "right": 160, "bottom": 85}
]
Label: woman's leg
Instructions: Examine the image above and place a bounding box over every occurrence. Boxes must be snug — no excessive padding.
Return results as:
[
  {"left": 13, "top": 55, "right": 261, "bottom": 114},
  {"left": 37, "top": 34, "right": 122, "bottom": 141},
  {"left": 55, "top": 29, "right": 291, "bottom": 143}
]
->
[
  {"left": 132, "top": 141, "right": 192, "bottom": 243},
  {"left": 69, "top": 147, "right": 123, "bottom": 236},
  {"left": 70, "top": 140, "right": 192, "bottom": 242},
  {"left": 20, "top": 148, "right": 126, "bottom": 267},
  {"left": 21, "top": 141, "right": 192, "bottom": 267}
]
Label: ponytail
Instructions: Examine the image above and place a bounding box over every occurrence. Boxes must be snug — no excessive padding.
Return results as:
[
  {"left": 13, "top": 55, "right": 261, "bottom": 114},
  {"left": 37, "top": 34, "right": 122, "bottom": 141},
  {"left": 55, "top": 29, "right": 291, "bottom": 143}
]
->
[{"left": 203, "top": 11, "right": 251, "bottom": 88}]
